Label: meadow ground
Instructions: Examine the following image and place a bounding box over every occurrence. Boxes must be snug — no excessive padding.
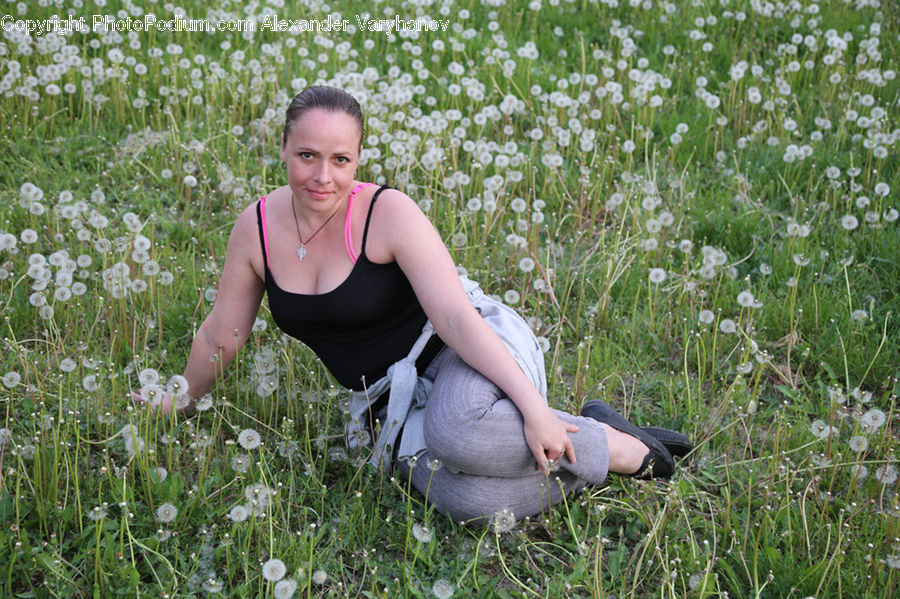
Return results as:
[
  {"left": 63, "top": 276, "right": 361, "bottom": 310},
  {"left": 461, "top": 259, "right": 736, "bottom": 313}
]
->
[{"left": 0, "top": 0, "right": 898, "bottom": 597}]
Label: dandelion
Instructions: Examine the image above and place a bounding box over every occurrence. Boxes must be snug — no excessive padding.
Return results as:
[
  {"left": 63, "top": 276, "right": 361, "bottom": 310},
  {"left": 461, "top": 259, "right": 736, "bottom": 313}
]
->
[
  {"left": 432, "top": 579, "right": 454, "bottom": 599},
  {"left": 491, "top": 508, "right": 516, "bottom": 534},
  {"left": 202, "top": 577, "right": 224, "bottom": 593},
  {"left": 166, "top": 375, "right": 189, "bottom": 398},
  {"left": 851, "top": 464, "right": 868, "bottom": 481},
  {"left": 231, "top": 454, "right": 250, "bottom": 473},
  {"left": 155, "top": 502, "right": 178, "bottom": 524},
  {"left": 810, "top": 420, "right": 829, "bottom": 438},
  {"left": 874, "top": 464, "right": 898, "bottom": 485},
  {"left": 698, "top": 310, "right": 715, "bottom": 325},
  {"left": 262, "top": 558, "right": 287, "bottom": 582},
  {"left": 311, "top": 569, "right": 328, "bottom": 585},
  {"left": 228, "top": 504, "right": 249, "bottom": 522},
  {"left": 737, "top": 291, "right": 757, "bottom": 308},
  {"left": 238, "top": 428, "right": 262, "bottom": 451},
  {"left": 2, "top": 372, "right": 21, "bottom": 389},
  {"left": 155, "top": 529, "right": 172, "bottom": 542},
  {"left": 412, "top": 522, "right": 434, "bottom": 543},
  {"left": 138, "top": 368, "right": 160, "bottom": 386},
  {"left": 274, "top": 579, "right": 298, "bottom": 599},
  {"left": 503, "top": 290, "right": 520, "bottom": 305},
  {"left": 87, "top": 505, "right": 107, "bottom": 521},
  {"left": 848, "top": 435, "right": 868, "bottom": 452},
  {"left": 649, "top": 268, "right": 667, "bottom": 284},
  {"left": 861, "top": 408, "right": 886, "bottom": 431},
  {"left": 719, "top": 319, "right": 737, "bottom": 334},
  {"left": 518, "top": 257, "right": 535, "bottom": 273},
  {"left": 195, "top": 393, "right": 214, "bottom": 411},
  {"left": 841, "top": 215, "right": 859, "bottom": 231},
  {"left": 759, "top": 263, "right": 772, "bottom": 275},
  {"left": 139, "top": 384, "right": 164, "bottom": 406}
]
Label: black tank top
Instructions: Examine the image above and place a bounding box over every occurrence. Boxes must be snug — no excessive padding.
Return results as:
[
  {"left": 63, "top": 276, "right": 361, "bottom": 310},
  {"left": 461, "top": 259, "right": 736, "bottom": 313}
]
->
[{"left": 255, "top": 186, "right": 444, "bottom": 391}]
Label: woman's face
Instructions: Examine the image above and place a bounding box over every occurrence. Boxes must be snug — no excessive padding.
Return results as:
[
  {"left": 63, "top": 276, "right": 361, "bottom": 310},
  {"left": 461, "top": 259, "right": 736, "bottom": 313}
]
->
[{"left": 280, "top": 108, "right": 361, "bottom": 211}]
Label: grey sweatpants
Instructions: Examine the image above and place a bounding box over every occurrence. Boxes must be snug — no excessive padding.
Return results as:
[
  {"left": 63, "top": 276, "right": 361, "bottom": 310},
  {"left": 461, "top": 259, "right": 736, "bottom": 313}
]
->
[{"left": 395, "top": 348, "right": 610, "bottom": 524}]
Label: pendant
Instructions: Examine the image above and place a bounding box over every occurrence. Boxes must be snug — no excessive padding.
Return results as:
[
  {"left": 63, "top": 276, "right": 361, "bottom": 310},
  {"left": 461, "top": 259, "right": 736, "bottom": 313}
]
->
[{"left": 296, "top": 244, "right": 307, "bottom": 261}]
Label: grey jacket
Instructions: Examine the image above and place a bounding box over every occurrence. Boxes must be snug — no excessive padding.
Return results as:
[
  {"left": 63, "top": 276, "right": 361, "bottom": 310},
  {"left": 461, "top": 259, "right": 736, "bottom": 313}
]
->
[{"left": 345, "top": 275, "right": 547, "bottom": 470}]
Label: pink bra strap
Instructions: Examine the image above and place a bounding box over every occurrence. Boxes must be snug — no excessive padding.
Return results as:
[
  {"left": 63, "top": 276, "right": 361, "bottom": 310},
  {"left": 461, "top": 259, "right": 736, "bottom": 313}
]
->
[
  {"left": 344, "top": 183, "right": 375, "bottom": 263},
  {"left": 259, "top": 196, "right": 271, "bottom": 264}
]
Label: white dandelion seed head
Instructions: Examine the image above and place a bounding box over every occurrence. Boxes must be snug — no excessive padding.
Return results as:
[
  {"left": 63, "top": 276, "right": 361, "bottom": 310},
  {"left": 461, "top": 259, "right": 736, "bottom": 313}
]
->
[
  {"left": 138, "top": 368, "right": 160, "bottom": 386},
  {"left": 719, "top": 318, "right": 737, "bottom": 334},
  {"left": 87, "top": 505, "right": 107, "bottom": 521},
  {"left": 231, "top": 454, "right": 250, "bottom": 473},
  {"left": 311, "top": 569, "right": 328, "bottom": 585},
  {"left": 166, "top": 375, "right": 189, "bottom": 398},
  {"left": 274, "top": 578, "right": 298, "bottom": 599},
  {"left": 244, "top": 483, "right": 272, "bottom": 507},
  {"left": 432, "top": 578, "right": 455, "bottom": 599},
  {"left": 262, "top": 558, "right": 287, "bottom": 582},
  {"left": 848, "top": 435, "right": 868, "bottom": 452},
  {"left": 2, "top": 372, "right": 21, "bottom": 389},
  {"left": 649, "top": 268, "right": 667, "bottom": 284},
  {"left": 861, "top": 408, "right": 886, "bottom": 432},
  {"left": 518, "top": 257, "right": 535, "bottom": 273},
  {"left": 491, "top": 508, "right": 516, "bottom": 534},
  {"left": 841, "top": 215, "right": 859, "bottom": 231},
  {"left": 155, "top": 502, "right": 178, "bottom": 524},
  {"left": 139, "top": 383, "right": 165, "bottom": 405},
  {"left": 228, "top": 504, "right": 249, "bottom": 522},
  {"left": 810, "top": 419, "right": 834, "bottom": 440},
  {"left": 195, "top": 393, "right": 214, "bottom": 411},
  {"left": 737, "top": 290, "right": 756, "bottom": 308},
  {"left": 412, "top": 522, "right": 434, "bottom": 543},
  {"left": 875, "top": 464, "right": 898, "bottom": 485},
  {"left": 698, "top": 309, "right": 715, "bottom": 325}
]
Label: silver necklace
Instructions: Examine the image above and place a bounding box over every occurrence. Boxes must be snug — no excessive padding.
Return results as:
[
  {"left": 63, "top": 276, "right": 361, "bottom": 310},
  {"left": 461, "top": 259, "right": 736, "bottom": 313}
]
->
[{"left": 290, "top": 192, "right": 342, "bottom": 261}]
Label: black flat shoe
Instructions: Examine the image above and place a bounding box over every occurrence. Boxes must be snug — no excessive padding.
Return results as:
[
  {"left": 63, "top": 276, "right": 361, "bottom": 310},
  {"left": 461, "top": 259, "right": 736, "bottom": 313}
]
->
[
  {"left": 581, "top": 400, "right": 676, "bottom": 480},
  {"left": 641, "top": 427, "right": 693, "bottom": 459}
]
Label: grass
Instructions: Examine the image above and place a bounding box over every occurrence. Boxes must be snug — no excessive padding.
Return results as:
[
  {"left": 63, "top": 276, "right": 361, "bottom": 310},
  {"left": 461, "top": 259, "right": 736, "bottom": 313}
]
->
[{"left": 0, "top": 0, "right": 898, "bottom": 597}]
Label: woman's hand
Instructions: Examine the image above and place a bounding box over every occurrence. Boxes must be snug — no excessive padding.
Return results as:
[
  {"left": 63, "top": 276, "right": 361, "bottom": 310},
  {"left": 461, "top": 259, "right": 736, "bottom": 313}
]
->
[{"left": 523, "top": 408, "right": 579, "bottom": 473}]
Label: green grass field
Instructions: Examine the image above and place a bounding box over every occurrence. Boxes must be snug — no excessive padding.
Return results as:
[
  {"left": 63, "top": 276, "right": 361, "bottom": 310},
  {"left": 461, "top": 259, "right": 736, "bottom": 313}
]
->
[{"left": 0, "top": 0, "right": 898, "bottom": 597}]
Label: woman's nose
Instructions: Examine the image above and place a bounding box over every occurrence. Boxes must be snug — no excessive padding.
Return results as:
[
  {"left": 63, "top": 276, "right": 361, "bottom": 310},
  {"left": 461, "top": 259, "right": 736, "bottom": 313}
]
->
[{"left": 313, "top": 161, "right": 330, "bottom": 183}]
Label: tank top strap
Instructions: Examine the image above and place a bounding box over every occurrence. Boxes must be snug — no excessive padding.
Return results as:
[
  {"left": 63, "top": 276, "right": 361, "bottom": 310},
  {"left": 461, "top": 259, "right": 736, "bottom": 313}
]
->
[
  {"left": 256, "top": 196, "right": 270, "bottom": 269},
  {"left": 360, "top": 185, "right": 392, "bottom": 259},
  {"left": 344, "top": 182, "right": 375, "bottom": 263}
]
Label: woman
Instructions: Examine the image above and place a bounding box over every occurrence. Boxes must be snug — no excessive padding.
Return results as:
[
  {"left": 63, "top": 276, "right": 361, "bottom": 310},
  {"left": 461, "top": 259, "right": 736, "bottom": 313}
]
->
[{"left": 145, "top": 86, "right": 691, "bottom": 523}]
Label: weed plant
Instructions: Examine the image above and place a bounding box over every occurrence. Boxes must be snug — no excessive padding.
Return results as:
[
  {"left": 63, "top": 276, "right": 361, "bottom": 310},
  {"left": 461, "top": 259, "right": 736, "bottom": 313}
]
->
[{"left": 0, "top": 0, "right": 897, "bottom": 597}]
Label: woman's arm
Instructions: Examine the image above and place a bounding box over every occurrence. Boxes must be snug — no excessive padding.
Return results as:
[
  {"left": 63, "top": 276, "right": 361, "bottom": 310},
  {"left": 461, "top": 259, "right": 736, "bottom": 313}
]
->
[
  {"left": 138, "top": 204, "right": 265, "bottom": 413},
  {"left": 369, "top": 190, "right": 578, "bottom": 472}
]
